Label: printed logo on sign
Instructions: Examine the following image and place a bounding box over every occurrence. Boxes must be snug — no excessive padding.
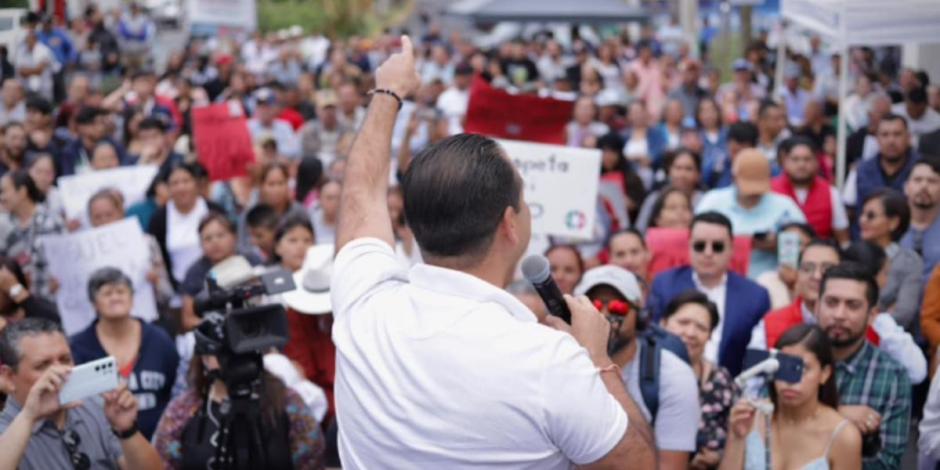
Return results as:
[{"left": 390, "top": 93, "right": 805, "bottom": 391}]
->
[{"left": 565, "top": 210, "right": 587, "bottom": 230}]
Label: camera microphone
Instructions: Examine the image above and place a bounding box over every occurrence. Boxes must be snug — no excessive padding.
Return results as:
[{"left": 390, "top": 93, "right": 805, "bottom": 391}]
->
[{"left": 521, "top": 255, "right": 571, "bottom": 324}]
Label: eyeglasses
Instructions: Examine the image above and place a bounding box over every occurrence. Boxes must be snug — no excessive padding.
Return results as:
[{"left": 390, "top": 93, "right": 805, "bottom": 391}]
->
[
  {"left": 799, "top": 262, "right": 837, "bottom": 275},
  {"left": 593, "top": 299, "right": 632, "bottom": 316},
  {"left": 63, "top": 429, "right": 90, "bottom": 470},
  {"left": 692, "top": 240, "right": 726, "bottom": 254}
]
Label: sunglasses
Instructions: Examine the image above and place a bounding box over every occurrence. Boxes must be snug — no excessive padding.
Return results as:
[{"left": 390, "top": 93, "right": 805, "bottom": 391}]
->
[
  {"left": 63, "top": 429, "right": 90, "bottom": 470},
  {"left": 692, "top": 240, "right": 726, "bottom": 254},
  {"left": 593, "top": 299, "right": 632, "bottom": 316}
]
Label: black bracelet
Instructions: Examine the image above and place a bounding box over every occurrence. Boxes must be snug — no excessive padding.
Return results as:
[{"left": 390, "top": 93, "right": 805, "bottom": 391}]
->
[
  {"left": 369, "top": 88, "right": 403, "bottom": 110},
  {"left": 112, "top": 420, "right": 138, "bottom": 440}
]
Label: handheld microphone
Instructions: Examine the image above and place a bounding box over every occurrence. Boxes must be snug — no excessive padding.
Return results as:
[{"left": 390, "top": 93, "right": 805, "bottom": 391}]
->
[{"left": 521, "top": 255, "right": 572, "bottom": 324}]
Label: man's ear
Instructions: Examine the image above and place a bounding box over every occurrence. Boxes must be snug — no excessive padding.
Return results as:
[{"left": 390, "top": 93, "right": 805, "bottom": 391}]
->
[{"left": 501, "top": 206, "right": 518, "bottom": 246}]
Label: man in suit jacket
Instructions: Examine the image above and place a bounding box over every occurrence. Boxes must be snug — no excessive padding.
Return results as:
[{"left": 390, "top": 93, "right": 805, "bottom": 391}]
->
[{"left": 648, "top": 211, "right": 771, "bottom": 376}]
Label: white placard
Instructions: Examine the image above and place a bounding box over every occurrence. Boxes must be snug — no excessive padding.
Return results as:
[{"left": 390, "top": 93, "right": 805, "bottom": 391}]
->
[
  {"left": 187, "top": 0, "right": 258, "bottom": 31},
  {"left": 57, "top": 165, "right": 159, "bottom": 221},
  {"left": 42, "top": 219, "right": 158, "bottom": 335},
  {"left": 497, "top": 139, "right": 601, "bottom": 240}
]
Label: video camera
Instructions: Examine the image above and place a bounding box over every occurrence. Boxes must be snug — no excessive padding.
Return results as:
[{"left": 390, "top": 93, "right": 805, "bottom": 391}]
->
[{"left": 193, "top": 256, "right": 296, "bottom": 389}]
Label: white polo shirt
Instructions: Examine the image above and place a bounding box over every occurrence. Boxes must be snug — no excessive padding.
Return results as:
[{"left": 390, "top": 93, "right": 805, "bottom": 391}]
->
[{"left": 331, "top": 238, "right": 628, "bottom": 469}]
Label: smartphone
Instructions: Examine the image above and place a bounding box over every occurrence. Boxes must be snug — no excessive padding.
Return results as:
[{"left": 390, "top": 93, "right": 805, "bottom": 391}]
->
[
  {"left": 778, "top": 231, "right": 802, "bottom": 268},
  {"left": 742, "top": 349, "right": 804, "bottom": 384},
  {"left": 59, "top": 356, "right": 120, "bottom": 406}
]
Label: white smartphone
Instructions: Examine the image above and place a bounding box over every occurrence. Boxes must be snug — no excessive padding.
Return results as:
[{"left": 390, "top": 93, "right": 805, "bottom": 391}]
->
[
  {"left": 59, "top": 356, "right": 120, "bottom": 406},
  {"left": 778, "top": 231, "right": 802, "bottom": 269}
]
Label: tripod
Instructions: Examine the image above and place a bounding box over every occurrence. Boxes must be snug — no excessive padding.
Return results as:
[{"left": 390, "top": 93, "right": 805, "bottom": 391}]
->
[{"left": 210, "top": 354, "right": 270, "bottom": 470}]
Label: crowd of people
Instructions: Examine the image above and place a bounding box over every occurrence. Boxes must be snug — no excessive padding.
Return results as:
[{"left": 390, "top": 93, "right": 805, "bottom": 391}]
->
[{"left": 0, "top": 3, "right": 938, "bottom": 469}]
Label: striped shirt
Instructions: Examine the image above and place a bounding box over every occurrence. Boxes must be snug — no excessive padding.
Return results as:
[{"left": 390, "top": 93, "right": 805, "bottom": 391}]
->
[{"left": 835, "top": 341, "right": 911, "bottom": 470}]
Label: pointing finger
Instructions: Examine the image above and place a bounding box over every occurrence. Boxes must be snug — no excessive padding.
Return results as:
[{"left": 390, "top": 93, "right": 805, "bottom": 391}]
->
[{"left": 400, "top": 35, "right": 413, "bottom": 57}]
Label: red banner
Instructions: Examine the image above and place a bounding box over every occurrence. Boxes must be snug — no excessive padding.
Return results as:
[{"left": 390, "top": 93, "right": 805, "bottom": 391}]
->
[
  {"left": 192, "top": 103, "right": 255, "bottom": 181},
  {"left": 646, "top": 228, "right": 753, "bottom": 278},
  {"left": 464, "top": 76, "right": 574, "bottom": 145}
]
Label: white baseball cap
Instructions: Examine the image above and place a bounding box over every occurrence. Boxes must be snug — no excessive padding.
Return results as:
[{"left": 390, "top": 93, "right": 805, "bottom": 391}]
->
[{"left": 574, "top": 265, "right": 643, "bottom": 304}]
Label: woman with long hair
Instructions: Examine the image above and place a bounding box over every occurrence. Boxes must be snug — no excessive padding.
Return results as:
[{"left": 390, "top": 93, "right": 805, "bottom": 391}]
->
[
  {"left": 545, "top": 245, "right": 585, "bottom": 295},
  {"left": 720, "top": 324, "right": 862, "bottom": 470},
  {"left": 0, "top": 169, "right": 65, "bottom": 301}
]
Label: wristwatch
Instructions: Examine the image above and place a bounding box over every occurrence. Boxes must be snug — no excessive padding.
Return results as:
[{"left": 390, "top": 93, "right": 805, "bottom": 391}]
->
[
  {"left": 8, "top": 283, "right": 24, "bottom": 299},
  {"left": 112, "top": 420, "right": 138, "bottom": 440}
]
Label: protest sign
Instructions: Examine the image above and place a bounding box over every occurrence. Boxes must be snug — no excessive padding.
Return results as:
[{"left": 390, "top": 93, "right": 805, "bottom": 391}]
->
[
  {"left": 57, "top": 165, "right": 159, "bottom": 221},
  {"left": 646, "top": 227, "right": 753, "bottom": 278},
  {"left": 42, "top": 219, "right": 158, "bottom": 335},
  {"left": 497, "top": 139, "right": 600, "bottom": 240},
  {"left": 193, "top": 102, "right": 256, "bottom": 181},
  {"left": 466, "top": 77, "right": 574, "bottom": 145}
]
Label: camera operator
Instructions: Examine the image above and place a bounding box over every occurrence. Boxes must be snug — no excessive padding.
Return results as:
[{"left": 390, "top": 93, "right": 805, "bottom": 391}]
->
[
  {"left": 0, "top": 318, "right": 162, "bottom": 469},
  {"left": 151, "top": 313, "right": 325, "bottom": 469}
]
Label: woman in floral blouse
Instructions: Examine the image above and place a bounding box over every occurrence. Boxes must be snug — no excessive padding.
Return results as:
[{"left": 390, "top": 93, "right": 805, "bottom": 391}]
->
[
  {"left": 0, "top": 169, "right": 64, "bottom": 301},
  {"left": 660, "top": 289, "right": 739, "bottom": 470}
]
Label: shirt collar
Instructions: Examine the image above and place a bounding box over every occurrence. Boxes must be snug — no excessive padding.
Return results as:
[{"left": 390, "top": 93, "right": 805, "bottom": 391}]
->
[
  {"left": 885, "top": 242, "right": 900, "bottom": 258},
  {"left": 692, "top": 271, "right": 727, "bottom": 290},
  {"left": 800, "top": 299, "right": 817, "bottom": 325},
  {"left": 408, "top": 264, "right": 537, "bottom": 323},
  {"left": 1, "top": 397, "right": 49, "bottom": 435},
  {"left": 837, "top": 340, "right": 874, "bottom": 376}
]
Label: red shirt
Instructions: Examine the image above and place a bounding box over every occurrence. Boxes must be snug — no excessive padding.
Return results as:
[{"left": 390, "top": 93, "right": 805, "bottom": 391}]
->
[{"left": 283, "top": 308, "right": 336, "bottom": 423}]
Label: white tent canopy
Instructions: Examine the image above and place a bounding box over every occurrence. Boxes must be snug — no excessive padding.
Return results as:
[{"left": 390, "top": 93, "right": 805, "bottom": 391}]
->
[
  {"left": 781, "top": 0, "right": 940, "bottom": 46},
  {"left": 780, "top": 0, "right": 940, "bottom": 188}
]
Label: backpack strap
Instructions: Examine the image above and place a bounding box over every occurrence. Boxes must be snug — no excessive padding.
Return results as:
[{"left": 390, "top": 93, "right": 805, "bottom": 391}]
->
[{"left": 638, "top": 334, "right": 661, "bottom": 425}]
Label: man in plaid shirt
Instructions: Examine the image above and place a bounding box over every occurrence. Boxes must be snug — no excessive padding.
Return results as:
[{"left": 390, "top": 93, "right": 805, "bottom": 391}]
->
[{"left": 816, "top": 263, "right": 911, "bottom": 470}]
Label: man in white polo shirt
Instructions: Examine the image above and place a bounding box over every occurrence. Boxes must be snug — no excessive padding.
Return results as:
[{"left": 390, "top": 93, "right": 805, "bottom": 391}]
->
[{"left": 330, "top": 36, "right": 655, "bottom": 469}]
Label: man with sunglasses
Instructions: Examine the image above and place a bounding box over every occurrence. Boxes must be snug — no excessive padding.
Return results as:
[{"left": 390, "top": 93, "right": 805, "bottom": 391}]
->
[
  {"left": 648, "top": 211, "right": 771, "bottom": 376},
  {"left": 0, "top": 318, "right": 162, "bottom": 470},
  {"left": 575, "top": 265, "right": 700, "bottom": 470}
]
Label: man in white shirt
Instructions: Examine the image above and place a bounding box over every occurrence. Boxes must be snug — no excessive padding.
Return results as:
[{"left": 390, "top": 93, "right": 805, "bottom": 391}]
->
[
  {"left": 893, "top": 87, "right": 940, "bottom": 141},
  {"left": 13, "top": 27, "right": 57, "bottom": 101},
  {"left": 576, "top": 266, "right": 700, "bottom": 470},
  {"left": 435, "top": 63, "right": 472, "bottom": 135},
  {"left": 248, "top": 88, "right": 300, "bottom": 160},
  {"left": 0, "top": 79, "right": 26, "bottom": 126},
  {"left": 331, "top": 36, "right": 655, "bottom": 470}
]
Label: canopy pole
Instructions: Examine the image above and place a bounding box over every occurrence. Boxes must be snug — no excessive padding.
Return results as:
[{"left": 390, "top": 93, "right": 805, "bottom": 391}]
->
[{"left": 835, "top": 7, "right": 849, "bottom": 189}]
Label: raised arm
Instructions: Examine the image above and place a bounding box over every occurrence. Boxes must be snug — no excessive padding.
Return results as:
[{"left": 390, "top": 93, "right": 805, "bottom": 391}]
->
[{"left": 335, "top": 36, "right": 420, "bottom": 253}]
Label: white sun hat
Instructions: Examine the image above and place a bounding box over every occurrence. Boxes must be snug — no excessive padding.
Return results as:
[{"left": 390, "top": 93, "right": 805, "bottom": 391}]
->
[{"left": 282, "top": 244, "right": 334, "bottom": 315}]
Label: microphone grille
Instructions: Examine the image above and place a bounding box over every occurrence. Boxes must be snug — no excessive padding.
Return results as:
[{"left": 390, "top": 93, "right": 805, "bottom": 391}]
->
[{"left": 521, "top": 255, "right": 551, "bottom": 283}]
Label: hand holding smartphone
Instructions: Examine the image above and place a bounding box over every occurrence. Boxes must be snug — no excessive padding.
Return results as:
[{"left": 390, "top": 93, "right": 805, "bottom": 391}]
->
[{"left": 58, "top": 356, "right": 120, "bottom": 406}]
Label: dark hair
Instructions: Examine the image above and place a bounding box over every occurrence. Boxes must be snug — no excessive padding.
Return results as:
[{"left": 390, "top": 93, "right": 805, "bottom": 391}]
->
[
  {"left": 137, "top": 116, "right": 167, "bottom": 133},
  {"left": 609, "top": 228, "right": 646, "bottom": 250},
  {"left": 5, "top": 169, "right": 45, "bottom": 204},
  {"left": 544, "top": 244, "right": 585, "bottom": 277},
  {"left": 597, "top": 132, "right": 625, "bottom": 153},
  {"left": 770, "top": 324, "right": 839, "bottom": 409},
  {"left": 86, "top": 267, "right": 134, "bottom": 304},
  {"left": 664, "top": 147, "right": 702, "bottom": 173},
  {"left": 246, "top": 204, "right": 279, "bottom": 230},
  {"left": 779, "top": 135, "right": 818, "bottom": 157},
  {"left": 649, "top": 187, "right": 692, "bottom": 229},
  {"left": 694, "top": 98, "right": 723, "bottom": 129},
  {"left": 690, "top": 211, "right": 734, "bottom": 239},
  {"left": 861, "top": 188, "right": 910, "bottom": 241},
  {"left": 840, "top": 241, "right": 887, "bottom": 283},
  {"left": 757, "top": 99, "right": 781, "bottom": 119},
  {"left": 779, "top": 222, "right": 816, "bottom": 240},
  {"left": 799, "top": 239, "right": 840, "bottom": 265},
  {"left": 914, "top": 156, "right": 940, "bottom": 175},
  {"left": 727, "top": 121, "right": 759, "bottom": 146},
  {"left": 198, "top": 212, "right": 236, "bottom": 236},
  {"left": 257, "top": 160, "right": 290, "bottom": 186},
  {"left": 271, "top": 214, "right": 315, "bottom": 264},
  {"left": 879, "top": 113, "right": 909, "bottom": 130},
  {"left": 165, "top": 161, "right": 207, "bottom": 183},
  {"left": 907, "top": 87, "right": 928, "bottom": 104},
  {"left": 820, "top": 262, "right": 879, "bottom": 309},
  {"left": 294, "top": 157, "right": 323, "bottom": 203},
  {"left": 662, "top": 289, "right": 720, "bottom": 332},
  {"left": 0, "top": 318, "right": 64, "bottom": 371},
  {"left": 0, "top": 256, "right": 28, "bottom": 291},
  {"left": 402, "top": 134, "right": 521, "bottom": 262},
  {"left": 597, "top": 132, "right": 647, "bottom": 207},
  {"left": 187, "top": 354, "right": 286, "bottom": 429},
  {"left": 24, "top": 96, "right": 52, "bottom": 115}
]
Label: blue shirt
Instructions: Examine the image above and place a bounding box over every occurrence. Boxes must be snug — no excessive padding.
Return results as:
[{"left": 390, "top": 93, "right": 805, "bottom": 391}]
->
[
  {"left": 70, "top": 319, "right": 179, "bottom": 439},
  {"left": 695, "top": 186, "right": 807, "bottom": 278},
  {"left": 900, "top": 215, "right": 940, "bottom": 284},
  {"left": 36, "top": 28, "right": 75, "bottom": 66}
]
